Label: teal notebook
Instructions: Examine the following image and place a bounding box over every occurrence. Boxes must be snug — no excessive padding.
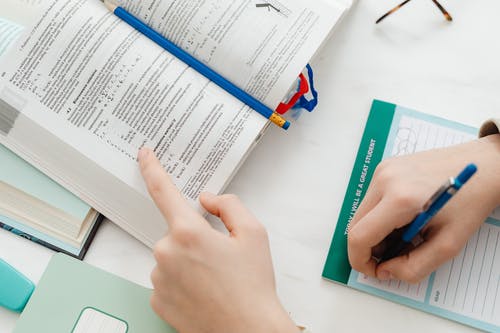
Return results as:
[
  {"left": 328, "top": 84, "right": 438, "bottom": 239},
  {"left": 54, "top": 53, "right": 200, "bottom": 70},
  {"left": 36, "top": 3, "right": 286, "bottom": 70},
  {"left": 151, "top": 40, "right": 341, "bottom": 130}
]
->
[
  {"left": 323, "top": 100, "right": 500, "bottom": 332},
  {"left": 14, "top": 254, "right": 176, "bottom": 333}
]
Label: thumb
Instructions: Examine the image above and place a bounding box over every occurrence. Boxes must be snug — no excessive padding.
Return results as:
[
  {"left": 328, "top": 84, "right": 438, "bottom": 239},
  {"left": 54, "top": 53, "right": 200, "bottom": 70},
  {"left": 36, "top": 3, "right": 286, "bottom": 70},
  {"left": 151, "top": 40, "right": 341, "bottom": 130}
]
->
[{"left": 200, "top": 193, "right": 261, "bottom": 237}]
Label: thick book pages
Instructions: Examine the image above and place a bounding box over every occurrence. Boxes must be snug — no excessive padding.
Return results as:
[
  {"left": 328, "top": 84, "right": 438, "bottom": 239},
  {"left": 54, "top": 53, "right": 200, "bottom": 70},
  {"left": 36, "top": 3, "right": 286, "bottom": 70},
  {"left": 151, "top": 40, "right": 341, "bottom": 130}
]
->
[
  {"left": 0, "top": 143, "right": 92, "bottom": 238},
  {"left": 323, "top": 100, "right": 500, "bottom": 332},
  {"left": 0, "top": 0, "right": 349, "bottom": 247},
  {"left": 0, "top": 212, "right": 102, "bottom": 260}
]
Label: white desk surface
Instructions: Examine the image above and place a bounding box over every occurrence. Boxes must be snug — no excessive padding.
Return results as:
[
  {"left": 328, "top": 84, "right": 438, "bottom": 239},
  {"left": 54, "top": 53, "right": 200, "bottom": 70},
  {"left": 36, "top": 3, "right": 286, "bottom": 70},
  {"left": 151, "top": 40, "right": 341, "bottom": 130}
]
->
[{"left": 1, "top": 0, "right": 499, "bottom": 332}]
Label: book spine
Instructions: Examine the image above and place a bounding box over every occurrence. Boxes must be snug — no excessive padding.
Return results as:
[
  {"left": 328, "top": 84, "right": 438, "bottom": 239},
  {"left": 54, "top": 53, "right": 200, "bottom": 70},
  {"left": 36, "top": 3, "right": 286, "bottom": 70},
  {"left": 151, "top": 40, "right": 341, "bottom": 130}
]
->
[
  {"left": 322, "top": 100, "right": 395, "bottom": 284},
  {"left": 0, "top": 221, "right": 65, "bottom": 254},
  {"left": 77, "top": 214, "right": 104, "bottom": 260},
  {"left": 0, "top": 215, "right": 103, "bottom": 260}
]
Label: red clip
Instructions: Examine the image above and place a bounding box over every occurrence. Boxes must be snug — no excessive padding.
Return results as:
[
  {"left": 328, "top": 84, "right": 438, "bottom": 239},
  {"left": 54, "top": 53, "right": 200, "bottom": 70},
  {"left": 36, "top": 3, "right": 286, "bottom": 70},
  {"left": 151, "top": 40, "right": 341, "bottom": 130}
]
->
[{"left": 275, "top": 73, "right": 309, "bottom": 115}]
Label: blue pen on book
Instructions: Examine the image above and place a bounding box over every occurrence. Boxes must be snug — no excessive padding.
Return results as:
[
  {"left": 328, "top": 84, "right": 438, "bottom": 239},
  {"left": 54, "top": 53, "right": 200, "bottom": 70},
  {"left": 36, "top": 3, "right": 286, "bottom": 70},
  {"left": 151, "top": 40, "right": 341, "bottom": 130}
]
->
[
  {"left": 380, "top": 163, "right": 478, "bottom": 262},
  {"left": 101, "top": 0, "right": 291, "bottom": 131}
]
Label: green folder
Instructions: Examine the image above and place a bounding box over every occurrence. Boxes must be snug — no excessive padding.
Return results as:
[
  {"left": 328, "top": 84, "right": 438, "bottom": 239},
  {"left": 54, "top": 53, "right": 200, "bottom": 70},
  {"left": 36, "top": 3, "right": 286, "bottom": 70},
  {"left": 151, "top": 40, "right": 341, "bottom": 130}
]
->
[{"left": 14, "top": 254, "right": 176, "bottom": 333}]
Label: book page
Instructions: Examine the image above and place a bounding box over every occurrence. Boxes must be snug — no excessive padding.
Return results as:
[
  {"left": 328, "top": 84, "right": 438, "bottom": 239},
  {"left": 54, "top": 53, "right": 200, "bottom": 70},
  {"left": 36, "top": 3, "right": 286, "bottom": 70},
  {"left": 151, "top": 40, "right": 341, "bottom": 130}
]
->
[
  {"left": 347, "top": 105, "right": 499, "bottom": 331},
  {"left": 1, "top": 0, "right": 42, "bottom": 26},
  {"left": 116, "top": 0, "right": 347, "bottom": 107},
  {"left": 0, "top": 0, "right": 266, "bottom": 201}
]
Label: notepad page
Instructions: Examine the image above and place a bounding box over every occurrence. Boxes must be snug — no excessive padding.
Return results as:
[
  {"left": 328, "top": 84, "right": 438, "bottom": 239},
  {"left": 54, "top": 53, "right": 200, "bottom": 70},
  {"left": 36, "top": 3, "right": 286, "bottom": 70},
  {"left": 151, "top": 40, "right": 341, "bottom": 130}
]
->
[
  {"left": 388, "top": 114, "right": 476, "bottom": 157},
  {"left": 348, "top": 106, "right": 499, "bottom": 331},
  {"left": 355, "top": 272, "right": 429, "bottom": 302},
  {"left": 430, "top": 220, "right": 500, "bottom": 326}
]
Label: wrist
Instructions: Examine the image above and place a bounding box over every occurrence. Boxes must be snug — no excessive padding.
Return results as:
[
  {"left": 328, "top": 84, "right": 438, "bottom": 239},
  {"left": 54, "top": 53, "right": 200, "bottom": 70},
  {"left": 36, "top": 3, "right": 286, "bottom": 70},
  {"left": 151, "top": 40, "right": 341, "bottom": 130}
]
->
[
  {"left": 227, "top": 297, "right": 300, "bottom": 333},
  {"left": 255, "top": 300, "right": 300, "bottom": 333}
]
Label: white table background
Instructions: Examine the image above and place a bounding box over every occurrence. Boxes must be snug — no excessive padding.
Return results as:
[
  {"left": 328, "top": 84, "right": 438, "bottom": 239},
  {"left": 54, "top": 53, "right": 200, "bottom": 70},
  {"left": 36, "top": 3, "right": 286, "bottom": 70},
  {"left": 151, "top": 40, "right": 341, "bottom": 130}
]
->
[{"left": 1, "top": 0, "right": 499, "bottom": 332}]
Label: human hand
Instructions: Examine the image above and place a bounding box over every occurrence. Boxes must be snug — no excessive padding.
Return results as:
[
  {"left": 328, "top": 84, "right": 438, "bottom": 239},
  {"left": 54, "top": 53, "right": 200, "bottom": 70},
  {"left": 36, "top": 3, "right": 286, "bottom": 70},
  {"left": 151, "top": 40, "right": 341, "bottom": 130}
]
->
[
  {"left": 138, "top": 148, "right": 299, "bottom": 333},
  {"left": 348, "top": 135, "right": 500, "bottom": 284}
]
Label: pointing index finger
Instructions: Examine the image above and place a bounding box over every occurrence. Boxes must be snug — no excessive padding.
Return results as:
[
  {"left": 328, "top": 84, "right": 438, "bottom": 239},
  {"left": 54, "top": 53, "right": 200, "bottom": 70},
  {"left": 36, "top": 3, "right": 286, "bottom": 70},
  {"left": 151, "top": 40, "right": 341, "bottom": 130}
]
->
[{"left": 138, "top": 148, "right": 197, "bottom": 227}]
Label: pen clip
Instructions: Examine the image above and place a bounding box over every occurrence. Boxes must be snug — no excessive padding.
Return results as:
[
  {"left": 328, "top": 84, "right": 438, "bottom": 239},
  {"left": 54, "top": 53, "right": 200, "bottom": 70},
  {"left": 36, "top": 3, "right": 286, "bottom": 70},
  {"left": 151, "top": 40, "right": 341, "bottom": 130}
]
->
[{"left": 422, "top": 177, "right": 455, "bottom": 211}]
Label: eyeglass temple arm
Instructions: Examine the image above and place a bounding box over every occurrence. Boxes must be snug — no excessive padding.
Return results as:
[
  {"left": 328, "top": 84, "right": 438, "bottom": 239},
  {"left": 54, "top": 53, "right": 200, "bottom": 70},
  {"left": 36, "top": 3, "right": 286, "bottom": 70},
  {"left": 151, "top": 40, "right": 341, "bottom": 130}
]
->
[
  {"left": 376, "top": 0, "right": 413, "bottom": 24},
  {"left": 376, "top": 0, "right": 453, "bottom": 24},
  {"left": 431, "top": 0, "right": 453, "bottom": 21}
]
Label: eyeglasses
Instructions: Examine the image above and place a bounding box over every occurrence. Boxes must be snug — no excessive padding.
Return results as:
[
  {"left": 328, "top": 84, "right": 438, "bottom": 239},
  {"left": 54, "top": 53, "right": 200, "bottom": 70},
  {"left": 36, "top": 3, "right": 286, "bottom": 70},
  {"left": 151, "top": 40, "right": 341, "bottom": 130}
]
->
[{"left": 376, "top": 0, "right": 453, "bottom": 24}]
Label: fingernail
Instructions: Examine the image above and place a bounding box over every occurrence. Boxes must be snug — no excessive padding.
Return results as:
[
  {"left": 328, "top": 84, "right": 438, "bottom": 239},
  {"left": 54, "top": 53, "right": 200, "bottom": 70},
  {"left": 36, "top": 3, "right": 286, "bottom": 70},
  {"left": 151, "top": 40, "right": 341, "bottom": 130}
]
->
[
  {"left": 138, "top": 147, "right": 150, "bottom": 161},
  {"left": 378, "top": 270, "right": 393, "bottom": 281}
]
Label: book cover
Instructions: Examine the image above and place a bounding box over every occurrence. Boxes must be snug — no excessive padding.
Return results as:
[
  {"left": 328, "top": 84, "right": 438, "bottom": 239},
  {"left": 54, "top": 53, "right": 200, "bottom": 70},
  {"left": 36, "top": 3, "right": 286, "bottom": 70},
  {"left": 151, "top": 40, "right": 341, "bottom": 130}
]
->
[{"left": 14, "top": 254, "right": 176, "bottom": 333}]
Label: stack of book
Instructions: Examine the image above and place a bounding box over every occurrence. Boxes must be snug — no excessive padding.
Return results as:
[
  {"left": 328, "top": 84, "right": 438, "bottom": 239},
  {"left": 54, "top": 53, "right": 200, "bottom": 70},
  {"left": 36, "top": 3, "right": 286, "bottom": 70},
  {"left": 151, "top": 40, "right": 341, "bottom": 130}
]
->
[{"left": 0, "top": 144, "right": 102, "bottom": 259}]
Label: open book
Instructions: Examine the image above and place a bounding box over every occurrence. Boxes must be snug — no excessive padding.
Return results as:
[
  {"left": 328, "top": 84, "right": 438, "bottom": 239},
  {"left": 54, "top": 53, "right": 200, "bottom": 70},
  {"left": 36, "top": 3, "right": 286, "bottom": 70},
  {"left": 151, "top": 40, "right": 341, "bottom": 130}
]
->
[{"left": 0, "top": 0, "right": 351, "bottom": 247}]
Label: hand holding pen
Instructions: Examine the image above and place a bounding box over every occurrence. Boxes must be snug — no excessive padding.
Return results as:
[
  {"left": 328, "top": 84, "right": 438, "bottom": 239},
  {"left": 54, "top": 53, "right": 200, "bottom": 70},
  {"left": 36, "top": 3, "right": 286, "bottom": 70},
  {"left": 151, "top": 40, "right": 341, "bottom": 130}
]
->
[
  {"left": 348, "top": 137, "right": 500, "bottom": 284},
  {"left": 379, "top": 164, "right": 477, "bottom": 262}
]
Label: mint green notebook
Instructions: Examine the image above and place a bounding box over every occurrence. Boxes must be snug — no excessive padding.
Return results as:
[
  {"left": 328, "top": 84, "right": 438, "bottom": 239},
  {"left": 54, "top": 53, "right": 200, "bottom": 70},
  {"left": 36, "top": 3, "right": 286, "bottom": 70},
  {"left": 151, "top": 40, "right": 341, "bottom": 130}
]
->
[
  {"left": 323, "top": 100, "right": 500, "bottom": 332},
  {"left": 14, "top": 254, "right": 176, "bottom": 333}
]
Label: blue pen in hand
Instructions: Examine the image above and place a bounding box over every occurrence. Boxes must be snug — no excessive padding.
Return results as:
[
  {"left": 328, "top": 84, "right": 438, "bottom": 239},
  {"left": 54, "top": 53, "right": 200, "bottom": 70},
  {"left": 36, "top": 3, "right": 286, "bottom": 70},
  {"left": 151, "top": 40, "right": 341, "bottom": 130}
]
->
[{"left": 380, "top": 164, "right": 478, "bottom": 262}]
